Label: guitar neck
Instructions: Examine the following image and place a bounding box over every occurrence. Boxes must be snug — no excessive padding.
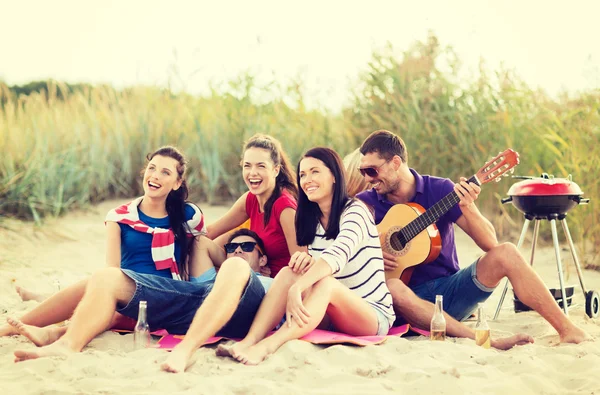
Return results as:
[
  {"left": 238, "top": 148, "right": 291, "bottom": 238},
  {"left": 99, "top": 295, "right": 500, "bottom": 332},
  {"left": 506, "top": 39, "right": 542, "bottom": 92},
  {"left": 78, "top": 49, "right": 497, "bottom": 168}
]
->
[{"left": 401, "top": 175, "right": 480, "bottom": 242}]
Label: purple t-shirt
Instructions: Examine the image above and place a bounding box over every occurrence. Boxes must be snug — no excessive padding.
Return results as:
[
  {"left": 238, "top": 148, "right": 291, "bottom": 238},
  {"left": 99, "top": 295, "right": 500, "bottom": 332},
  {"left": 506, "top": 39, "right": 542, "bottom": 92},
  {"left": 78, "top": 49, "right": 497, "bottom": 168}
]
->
[{"left": 356, "top": 168, "right": 463, "bottom": 288}]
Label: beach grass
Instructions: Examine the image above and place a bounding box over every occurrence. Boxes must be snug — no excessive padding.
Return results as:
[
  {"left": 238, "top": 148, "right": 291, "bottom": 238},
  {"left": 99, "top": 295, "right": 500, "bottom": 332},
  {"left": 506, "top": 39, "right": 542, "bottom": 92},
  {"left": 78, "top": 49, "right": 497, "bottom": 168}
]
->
[{"left": 1, "top": 34, "right": 598, "bottom": 268}]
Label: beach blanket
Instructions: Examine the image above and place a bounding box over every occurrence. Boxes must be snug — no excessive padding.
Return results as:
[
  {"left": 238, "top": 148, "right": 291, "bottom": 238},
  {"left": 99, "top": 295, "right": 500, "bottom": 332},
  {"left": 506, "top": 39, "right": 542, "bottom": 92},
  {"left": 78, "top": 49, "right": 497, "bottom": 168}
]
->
[{"left": 153, "top": 324, "right": 429, "bottom": 350}]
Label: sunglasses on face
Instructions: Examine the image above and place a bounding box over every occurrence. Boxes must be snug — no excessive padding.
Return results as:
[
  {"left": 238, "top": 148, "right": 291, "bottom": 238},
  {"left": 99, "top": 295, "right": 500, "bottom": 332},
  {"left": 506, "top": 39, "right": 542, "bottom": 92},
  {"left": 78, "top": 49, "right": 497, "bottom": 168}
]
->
[
  {"left": 224, "top": 241, "right": 263, "bottom": 255},
  {"left": 358, "top": 160, "right": 390, "bottom": 178}
]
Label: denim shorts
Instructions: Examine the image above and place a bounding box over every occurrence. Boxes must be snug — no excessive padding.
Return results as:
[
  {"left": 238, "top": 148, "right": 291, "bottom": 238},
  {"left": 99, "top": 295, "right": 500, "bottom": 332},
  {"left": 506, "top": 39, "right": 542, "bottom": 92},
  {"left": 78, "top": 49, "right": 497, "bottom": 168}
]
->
[
  {"left": 411, "top": 259, "right": 495, "bottom": 321},
  {"left": 118, "top": 268, "right": 265, "bottom": 336}
]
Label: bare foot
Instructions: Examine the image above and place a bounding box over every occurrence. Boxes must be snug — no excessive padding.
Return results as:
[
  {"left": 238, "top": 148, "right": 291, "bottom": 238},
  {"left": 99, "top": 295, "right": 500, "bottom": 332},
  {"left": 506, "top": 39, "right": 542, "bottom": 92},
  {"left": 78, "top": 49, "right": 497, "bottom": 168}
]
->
[
  {"left": 0, "top": 324, "right": 19, "bottom": 337},
  {"left": 215, "top": 338, "right": 255, "bottom": 360},
  {"left": 491, "top": 333, "right": 534, "bottom": 350},
  {"left": 15, "top": 286, "right": 46, "bottom": 303},
  {"left": 160, "top": 346, "right": 195, "bottom": 374},
  {"left": 14, "top": 340, "right": 75, "bottom": 362},
  {"left": 234, "top": 342, "right": 274, "bottom": 366},
  {"left": 560, "top": 326, "right": 593, "bottom": 344},
  {"left": 6, "top": 317, "right": 67, "bottom": 347}
]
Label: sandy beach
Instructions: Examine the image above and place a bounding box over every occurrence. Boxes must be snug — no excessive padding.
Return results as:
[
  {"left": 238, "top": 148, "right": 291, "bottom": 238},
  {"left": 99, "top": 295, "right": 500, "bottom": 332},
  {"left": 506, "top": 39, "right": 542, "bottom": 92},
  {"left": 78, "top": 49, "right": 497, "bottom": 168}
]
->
[{"left": 1, "top": 200, "right": 599, "bottom": 394}]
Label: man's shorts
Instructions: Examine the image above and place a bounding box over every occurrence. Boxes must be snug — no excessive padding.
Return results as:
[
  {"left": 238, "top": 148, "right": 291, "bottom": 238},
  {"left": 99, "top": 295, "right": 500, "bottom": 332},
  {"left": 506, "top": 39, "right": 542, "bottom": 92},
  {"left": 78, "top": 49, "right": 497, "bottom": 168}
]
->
[
  {"left": 117, "top": 268, "right": 265, "bottom": 336},
  {"left": 411, "top": 259, "right": 495, "bottom": 321}
]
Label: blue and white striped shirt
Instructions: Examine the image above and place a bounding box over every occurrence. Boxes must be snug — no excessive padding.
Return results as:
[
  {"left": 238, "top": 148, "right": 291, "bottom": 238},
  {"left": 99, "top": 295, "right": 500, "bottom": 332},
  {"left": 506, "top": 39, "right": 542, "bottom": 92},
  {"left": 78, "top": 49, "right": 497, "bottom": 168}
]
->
[{"left": 309, "top": 199, "right": 395, "bottom": 326}]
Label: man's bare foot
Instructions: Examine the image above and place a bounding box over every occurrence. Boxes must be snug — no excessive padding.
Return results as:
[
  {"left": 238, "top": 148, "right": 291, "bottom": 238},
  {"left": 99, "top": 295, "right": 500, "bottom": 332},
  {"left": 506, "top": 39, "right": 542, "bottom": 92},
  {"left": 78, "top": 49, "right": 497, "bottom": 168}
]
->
[
  {"left": 6, "top": 317, "right": 67, "bottom": 347},
  {"left": 14, "top": 340, "right": 75, "bottom": 362},
  {"left": 215, "top": 338, "right": 255, "bottom": 360},
  {"left": 559, "top": 326, "right": 593, "bottom": 344},
  {"left": 160, "top": 346, "right": 195, "bottom": 373},
  {"left": 15, "top": 286, "right": 46, "bottom": 303},
  {"left": 491, "top": 333, "right": 534, "bottom": 350}
]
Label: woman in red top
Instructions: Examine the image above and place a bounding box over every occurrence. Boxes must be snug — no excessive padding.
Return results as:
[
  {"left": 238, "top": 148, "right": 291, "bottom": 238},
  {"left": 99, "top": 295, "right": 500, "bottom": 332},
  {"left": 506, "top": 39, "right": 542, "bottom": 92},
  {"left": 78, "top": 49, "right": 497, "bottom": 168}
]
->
[{"left": 208, "top": 134, "right": 303, "bottom": 277}]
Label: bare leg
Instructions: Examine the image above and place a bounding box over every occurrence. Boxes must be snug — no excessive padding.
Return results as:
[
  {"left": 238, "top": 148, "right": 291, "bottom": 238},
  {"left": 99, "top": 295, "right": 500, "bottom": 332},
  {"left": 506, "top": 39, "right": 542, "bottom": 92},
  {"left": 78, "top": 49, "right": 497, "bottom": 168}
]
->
[
  {"left": 161, "top": 258, "right": 253, "bottom": 373},
  {"left": 14, "top": 268, "right": 135, "bottom": 362},
  {"left": 15, "top": 285, "right": 48, "bottom": 303},
  {"left": 387, "top": 279, "right": 533, "bottom": 350},
  {"left": 216, "top": 267, "right": 299, "bottom": 360},
  {"left": 1, "top": 279, "right": 87, "bottom": 338},
  {"left": 6, "top": 317, "right": 67, "bottom": 346},
  {"left": 235, "top": 276, "right": 378, "bottom": 365},
  {"left": 477, "top": 243, "right": 590, "bottom": 344}
]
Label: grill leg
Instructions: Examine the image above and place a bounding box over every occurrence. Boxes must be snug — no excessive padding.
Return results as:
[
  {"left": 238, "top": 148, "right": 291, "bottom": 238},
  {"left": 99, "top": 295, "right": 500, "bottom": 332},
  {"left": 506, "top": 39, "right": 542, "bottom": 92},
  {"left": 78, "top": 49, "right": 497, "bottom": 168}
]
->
[
  {"left": 529, "top": 220, "right": 541, "bottom": 267},
  {"left": 550, "top": 218, "right": 569, "bottom": 316},
  {"left": 560, "top": 219, "right": 588, "bottom": 295},
  {"left": 494, "top": 218, "right": 531, "bottom": 320}
]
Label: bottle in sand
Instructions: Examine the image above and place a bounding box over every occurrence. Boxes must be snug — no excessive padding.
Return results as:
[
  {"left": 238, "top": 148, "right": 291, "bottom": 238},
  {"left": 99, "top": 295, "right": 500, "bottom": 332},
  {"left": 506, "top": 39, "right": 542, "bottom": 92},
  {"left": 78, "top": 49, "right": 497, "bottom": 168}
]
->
[
  {"left": 133, "top": 301, "right": 151, "bottom": 349},
  {"left": 474, "top": 303, "right": 491, "bottom": 349},
  {"left": 430, "top": 295, "right": 446, "bottom": 341}
]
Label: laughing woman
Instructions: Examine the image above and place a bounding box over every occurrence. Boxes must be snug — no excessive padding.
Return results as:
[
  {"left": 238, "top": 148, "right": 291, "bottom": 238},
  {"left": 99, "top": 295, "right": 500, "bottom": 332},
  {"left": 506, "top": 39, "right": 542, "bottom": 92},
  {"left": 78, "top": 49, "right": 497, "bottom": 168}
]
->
[
  {"left": 207, "top": 134, "right": 303, "bottom": 277},
  {"left": 1, "top": 147, "right": 225, "bottom": 345},
  {"left": 218, "top": 147, "right": 396, "bottom": 365}
]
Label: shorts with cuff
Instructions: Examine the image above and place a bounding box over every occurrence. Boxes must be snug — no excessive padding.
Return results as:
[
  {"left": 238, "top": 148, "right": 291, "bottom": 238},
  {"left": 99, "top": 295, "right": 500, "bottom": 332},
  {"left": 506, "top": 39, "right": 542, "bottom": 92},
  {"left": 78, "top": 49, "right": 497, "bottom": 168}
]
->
[
  {"left": 118, "top": 268, "right": 265, "bottom": 337},
  {"left": 411, "top": 258, "right": 495, "bottom": 321}
]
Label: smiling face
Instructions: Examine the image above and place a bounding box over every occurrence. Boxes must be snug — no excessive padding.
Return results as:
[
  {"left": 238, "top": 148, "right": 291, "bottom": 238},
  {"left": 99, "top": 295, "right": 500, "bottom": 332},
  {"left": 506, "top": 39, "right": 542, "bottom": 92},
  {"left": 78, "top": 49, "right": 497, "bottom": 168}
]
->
[
  {"left": 242, "top": 147, "right": 280, "bottom": 198},
  {"left": 359, "top": 152, "right": 400, "bottom": 195},
  {"left": 299, "top": 156, "right": 335, "bottom": 206},
  {"left": 226, "top": 235, "right": 266, "bottom": 273},
  {"left": 142, "top": 155, "right": 182, "bottom": 198}
]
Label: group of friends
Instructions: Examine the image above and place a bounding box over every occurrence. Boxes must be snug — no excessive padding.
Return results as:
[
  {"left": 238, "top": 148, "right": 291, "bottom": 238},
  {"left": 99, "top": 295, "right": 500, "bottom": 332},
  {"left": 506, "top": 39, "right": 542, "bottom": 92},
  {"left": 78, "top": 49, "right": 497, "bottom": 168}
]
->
[{"left": 2, "top": 129, "right": 591, "bottom": 374}]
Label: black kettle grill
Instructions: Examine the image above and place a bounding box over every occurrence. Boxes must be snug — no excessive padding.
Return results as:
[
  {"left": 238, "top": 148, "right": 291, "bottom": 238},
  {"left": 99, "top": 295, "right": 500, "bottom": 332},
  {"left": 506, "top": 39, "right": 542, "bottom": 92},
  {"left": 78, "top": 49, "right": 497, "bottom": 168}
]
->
[{"left": 494, "top": 173, "right": 599, "bottom": 320}]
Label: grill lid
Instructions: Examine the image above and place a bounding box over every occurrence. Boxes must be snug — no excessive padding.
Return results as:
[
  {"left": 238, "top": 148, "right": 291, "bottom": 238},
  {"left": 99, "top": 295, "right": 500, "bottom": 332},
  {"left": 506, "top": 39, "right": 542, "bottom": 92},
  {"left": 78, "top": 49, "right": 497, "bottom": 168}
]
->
[{"left": 507, "top": 173, "right": 583, "bottom": 196}]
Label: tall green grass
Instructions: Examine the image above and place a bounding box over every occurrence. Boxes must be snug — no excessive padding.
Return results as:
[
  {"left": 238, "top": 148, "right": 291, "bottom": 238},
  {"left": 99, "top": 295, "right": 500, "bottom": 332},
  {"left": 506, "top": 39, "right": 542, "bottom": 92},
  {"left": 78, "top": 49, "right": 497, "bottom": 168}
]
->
[
  {"left": 1, "top": 34, "right": 598, "bottom": 267},
  {"left": 347, "top": 34, "right": 600, "bottom": 267}
]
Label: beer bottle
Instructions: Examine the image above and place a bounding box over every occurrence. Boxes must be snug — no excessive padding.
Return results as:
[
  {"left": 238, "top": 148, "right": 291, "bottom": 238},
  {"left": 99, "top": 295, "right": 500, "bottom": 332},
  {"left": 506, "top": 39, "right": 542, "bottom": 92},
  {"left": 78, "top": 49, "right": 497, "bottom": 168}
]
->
[
  {"left": 475, "top": 303, "right": 491, "bottom": 349},
  {"left": 430, "top": 295, "right": 446, "bottom": 341},
  {"left": 133, "top": 301, "right": 151, "bottom": 349}
]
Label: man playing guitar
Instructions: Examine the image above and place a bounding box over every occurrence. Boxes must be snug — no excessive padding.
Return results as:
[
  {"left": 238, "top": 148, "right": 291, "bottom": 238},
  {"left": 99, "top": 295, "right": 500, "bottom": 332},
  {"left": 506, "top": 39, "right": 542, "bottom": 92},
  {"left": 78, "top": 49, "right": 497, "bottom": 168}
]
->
[{"left": 356, "top": 130, "right": 589, "bottom": 346}]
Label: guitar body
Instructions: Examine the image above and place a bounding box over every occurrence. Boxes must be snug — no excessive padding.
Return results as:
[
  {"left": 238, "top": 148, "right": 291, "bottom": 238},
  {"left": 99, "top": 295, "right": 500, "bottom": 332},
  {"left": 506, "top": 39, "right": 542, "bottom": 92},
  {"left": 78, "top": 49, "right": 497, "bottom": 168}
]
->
[{"left": 378, "top": 203, "right": 442, "bottom": 283}]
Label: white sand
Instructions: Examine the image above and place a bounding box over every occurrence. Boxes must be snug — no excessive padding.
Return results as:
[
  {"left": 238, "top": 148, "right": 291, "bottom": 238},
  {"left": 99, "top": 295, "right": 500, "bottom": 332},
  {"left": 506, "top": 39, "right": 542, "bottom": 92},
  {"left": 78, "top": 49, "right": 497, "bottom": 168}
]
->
[{"left": 1, "top": 200, "right": 600, "bottom": 394}]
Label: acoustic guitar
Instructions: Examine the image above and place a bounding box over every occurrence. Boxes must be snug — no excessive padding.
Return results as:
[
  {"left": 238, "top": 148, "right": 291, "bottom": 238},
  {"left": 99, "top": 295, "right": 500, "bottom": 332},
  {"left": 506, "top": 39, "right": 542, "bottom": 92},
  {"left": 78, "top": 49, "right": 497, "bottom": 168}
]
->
[{"left": 379, "top": 149, "right": 520, "bottom": 283}]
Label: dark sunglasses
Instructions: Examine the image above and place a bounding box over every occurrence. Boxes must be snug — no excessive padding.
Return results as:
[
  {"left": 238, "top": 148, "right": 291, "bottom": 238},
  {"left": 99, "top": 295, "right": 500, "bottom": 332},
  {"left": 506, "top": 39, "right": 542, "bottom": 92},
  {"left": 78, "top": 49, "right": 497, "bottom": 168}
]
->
[
  {"left": 224, "top": 241, "right": 263, "bottom": 255},
  {"left": 358, "top": 160, "right": 390, "bottom": 178}
]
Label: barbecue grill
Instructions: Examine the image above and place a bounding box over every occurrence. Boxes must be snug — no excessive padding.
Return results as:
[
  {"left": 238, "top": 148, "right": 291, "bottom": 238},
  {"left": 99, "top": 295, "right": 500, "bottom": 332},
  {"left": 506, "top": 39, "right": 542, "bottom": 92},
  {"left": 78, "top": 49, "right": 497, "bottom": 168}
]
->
[{"left": 494, "top": 173, "right": 599, "bottom": 319}]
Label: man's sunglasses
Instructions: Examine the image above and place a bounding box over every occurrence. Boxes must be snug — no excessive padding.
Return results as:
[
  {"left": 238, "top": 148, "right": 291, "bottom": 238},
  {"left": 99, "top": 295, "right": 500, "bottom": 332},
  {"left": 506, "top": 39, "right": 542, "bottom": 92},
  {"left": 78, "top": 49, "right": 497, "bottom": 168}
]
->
[
  {"left": 224, "top": 241, "right": 263, "bottom": 255},
  {"left": 358, "top": 160, "right": 390, "bottom": 178}
]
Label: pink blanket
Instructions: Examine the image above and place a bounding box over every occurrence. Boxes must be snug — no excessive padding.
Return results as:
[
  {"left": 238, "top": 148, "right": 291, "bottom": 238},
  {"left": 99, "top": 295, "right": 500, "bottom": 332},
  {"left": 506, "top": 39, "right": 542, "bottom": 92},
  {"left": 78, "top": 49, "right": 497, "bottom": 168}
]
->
[{"left": 155, "top": 324, "right": 429, "bottom": 350}]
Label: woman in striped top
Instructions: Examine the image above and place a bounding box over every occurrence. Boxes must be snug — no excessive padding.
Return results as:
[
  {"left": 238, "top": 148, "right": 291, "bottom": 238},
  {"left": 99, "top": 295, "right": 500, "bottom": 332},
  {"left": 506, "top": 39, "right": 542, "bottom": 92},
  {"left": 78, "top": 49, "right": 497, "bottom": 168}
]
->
[{"left": 217, "top": 147, "right": 395, "bottom": 365}]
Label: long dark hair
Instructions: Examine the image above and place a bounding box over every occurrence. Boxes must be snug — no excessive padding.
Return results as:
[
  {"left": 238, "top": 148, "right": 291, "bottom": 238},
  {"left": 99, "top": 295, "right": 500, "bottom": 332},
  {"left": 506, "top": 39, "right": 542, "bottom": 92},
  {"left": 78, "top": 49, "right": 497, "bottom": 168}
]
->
[
  {"left": 243, "top": 134, "right": 298, "bottom": 226},
  {"left": 295, "top": 147, "right": 350, "bottom": 246},
  {"left": 146, "top": 146, "right": 192, "bottom": 279}
]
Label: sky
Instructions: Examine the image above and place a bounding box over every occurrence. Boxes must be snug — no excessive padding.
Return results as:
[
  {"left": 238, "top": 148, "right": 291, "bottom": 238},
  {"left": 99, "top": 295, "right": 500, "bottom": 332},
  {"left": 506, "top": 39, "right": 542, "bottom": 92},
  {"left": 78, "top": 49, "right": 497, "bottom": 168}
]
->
[{"left": 1, "top": 0, "right": 599, "bottom": 111}]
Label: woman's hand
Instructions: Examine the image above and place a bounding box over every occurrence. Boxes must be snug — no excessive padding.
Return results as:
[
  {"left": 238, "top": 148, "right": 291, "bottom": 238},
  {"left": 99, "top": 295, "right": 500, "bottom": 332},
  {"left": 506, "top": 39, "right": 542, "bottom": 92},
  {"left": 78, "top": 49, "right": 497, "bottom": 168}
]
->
[
  {"left": 288, "top": 251, "right": 315, "bottom": 274},
  {"left": 286, "top": 284, "right": 310, "bottom": 327}
]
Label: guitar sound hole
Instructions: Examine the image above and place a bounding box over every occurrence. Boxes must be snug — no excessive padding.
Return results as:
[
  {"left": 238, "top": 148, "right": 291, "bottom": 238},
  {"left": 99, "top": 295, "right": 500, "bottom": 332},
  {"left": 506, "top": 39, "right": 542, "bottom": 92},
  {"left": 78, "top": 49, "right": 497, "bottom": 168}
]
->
[{"left": 390, "top": 231, "right": 405, "bottom": 251}]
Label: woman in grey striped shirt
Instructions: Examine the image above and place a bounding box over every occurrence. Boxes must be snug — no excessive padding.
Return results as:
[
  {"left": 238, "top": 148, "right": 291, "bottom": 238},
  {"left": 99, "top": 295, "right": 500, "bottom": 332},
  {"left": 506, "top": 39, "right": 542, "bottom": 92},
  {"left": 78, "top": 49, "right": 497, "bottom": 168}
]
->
[{"left": 217, "top": 147, "right": 395, "bottom": 365}]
